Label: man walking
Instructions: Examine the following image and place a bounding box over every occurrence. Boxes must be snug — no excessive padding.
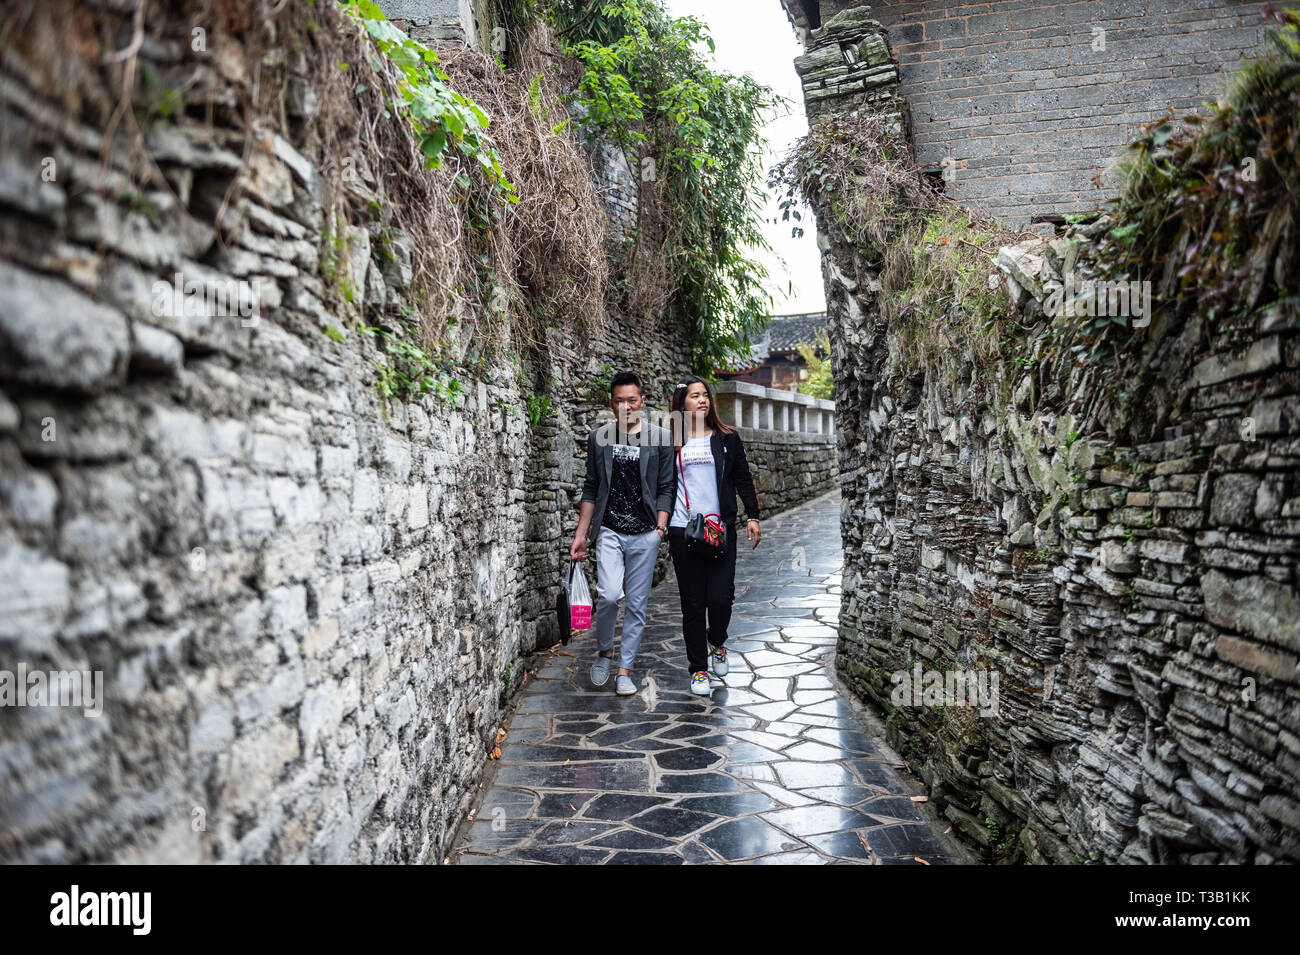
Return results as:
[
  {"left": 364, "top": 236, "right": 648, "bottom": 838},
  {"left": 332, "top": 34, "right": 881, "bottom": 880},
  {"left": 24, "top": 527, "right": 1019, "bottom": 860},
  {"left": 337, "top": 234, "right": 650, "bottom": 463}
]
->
[{"left": 570, "top": 371, "right": 674, "bottom": 695}]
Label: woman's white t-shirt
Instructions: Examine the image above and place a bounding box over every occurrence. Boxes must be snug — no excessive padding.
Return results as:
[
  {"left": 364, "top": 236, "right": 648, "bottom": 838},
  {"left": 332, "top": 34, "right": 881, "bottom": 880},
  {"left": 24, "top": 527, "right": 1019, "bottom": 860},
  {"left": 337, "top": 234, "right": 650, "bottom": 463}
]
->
[{"left": 671, "top": 435, "right": 721, "bottom": 528}]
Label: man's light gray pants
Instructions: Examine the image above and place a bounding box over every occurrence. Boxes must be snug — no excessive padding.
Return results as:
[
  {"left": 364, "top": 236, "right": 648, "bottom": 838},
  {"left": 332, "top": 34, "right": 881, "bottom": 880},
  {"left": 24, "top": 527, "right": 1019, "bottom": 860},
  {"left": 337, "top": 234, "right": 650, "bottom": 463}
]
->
[{"left": 595, "top": 526, "right": 660, "bottom": 671}]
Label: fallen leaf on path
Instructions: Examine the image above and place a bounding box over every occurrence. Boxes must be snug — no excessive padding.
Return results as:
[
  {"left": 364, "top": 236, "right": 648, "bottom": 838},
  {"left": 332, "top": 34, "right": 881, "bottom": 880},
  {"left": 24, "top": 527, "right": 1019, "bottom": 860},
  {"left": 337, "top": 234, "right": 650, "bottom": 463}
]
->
[
  {"left": 489, "top": 746, "right": 501, "bottom": 759},
  {"left": 914, "top": 857, "right": 930, "bottom": 865},
  {"left": 910, "top": 796, "right": 929, "bottom": 803},
  {"left": 943, "top": 826, "right": 952, "bottom": 834}
]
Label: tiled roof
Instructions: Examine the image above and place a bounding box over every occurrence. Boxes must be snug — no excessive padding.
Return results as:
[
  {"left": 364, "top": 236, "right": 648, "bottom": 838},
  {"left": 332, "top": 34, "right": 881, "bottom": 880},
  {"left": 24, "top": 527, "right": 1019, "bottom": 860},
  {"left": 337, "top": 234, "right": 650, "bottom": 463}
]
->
[
  {"left": 766, "top": 311, "right": 827, "bottom": 353},
  {"left": 715, "top": 312, "right": 827, "bottom": 372}
]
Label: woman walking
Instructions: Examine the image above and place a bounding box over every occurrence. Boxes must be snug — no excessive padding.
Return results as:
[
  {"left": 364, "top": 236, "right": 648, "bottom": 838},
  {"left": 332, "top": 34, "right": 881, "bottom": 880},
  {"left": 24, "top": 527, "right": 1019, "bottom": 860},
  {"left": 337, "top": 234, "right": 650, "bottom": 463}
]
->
[{"left": 667, "top": 376, "right": 762, "bottom": 696}]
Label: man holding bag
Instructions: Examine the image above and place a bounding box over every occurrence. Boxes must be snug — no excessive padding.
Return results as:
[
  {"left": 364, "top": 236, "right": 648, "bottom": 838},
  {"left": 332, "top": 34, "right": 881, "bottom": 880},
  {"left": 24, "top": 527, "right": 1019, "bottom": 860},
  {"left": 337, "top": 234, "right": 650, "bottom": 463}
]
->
[{"left": 569, "top": 371, "right": 675, "bottom": 696}]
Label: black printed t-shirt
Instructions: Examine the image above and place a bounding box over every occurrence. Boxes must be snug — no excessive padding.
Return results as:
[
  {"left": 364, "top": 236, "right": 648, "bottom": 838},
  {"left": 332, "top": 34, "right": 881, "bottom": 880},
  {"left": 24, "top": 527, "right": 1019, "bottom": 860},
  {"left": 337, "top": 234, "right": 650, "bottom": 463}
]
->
[{"left": 602, "top": 442, "right": 655, "bottom": 534}]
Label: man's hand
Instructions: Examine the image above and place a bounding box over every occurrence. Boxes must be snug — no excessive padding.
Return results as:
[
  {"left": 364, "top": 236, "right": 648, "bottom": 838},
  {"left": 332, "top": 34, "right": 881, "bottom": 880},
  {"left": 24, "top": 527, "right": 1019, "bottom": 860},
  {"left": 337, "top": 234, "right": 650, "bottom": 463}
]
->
[
  {"left": 570, "top": 534, "right": 588, "bottom": 562},
  {"left": 747, "top": 520, "right": 762, "bottom": 549}
]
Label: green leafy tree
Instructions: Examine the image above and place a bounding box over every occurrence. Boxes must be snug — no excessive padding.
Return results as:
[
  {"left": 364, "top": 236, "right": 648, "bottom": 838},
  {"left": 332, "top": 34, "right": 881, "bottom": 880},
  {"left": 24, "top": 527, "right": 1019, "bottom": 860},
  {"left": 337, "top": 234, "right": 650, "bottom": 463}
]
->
[
  {"left": 795, "top": 329, "right": 834, "bottom": 400},
  {"left": 548, "top": 0, "right": 777, "bottom": 371}
]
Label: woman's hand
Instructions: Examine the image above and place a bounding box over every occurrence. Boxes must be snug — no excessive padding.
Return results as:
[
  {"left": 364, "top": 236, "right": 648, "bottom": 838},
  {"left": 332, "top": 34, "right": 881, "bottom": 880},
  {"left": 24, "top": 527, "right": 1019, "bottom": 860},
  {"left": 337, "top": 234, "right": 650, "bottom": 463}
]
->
[{"left": 747, "top": 520, "right": 761, "bottom": 549}]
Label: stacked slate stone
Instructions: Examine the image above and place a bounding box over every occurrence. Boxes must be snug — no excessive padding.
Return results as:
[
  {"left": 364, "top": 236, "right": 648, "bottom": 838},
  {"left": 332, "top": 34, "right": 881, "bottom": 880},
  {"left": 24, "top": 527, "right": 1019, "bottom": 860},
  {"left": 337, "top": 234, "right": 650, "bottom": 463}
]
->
[
  {"left": 791, "top": 8, "right": 1299, "bottom": 864},
  {"left": 792, "top": 6, "right": 901, "bottom": 125}
]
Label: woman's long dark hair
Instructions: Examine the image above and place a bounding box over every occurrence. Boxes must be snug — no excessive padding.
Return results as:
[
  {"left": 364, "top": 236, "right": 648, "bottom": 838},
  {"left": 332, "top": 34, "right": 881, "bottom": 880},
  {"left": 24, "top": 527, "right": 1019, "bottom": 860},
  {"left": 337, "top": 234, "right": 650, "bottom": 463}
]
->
[{"left": 670, "top": 375, "right": 733, "bottom": 447}]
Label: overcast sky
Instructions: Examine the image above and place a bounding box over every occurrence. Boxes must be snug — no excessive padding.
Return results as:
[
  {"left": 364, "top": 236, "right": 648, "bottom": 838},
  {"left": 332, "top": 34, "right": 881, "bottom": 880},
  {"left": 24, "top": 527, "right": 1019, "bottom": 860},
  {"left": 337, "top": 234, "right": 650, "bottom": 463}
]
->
[{"left": 663, "top": 0, "right": 826, "bottom": 316}]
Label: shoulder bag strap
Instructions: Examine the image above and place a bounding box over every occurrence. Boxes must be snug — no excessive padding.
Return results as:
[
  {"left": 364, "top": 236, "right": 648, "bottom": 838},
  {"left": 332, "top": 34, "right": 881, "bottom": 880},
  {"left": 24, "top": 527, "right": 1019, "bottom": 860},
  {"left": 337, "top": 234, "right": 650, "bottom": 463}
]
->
[{"left": 677, "top": 447, "right": 690, "bottom": 513}]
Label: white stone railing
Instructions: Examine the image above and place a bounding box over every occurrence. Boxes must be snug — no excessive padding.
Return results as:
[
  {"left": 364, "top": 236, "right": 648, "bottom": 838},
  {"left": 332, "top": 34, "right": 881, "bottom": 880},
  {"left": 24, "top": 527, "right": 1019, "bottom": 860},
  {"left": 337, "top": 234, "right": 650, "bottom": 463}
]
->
[{"left": 712, "top": 381, "right": 836, "bottom": 440}]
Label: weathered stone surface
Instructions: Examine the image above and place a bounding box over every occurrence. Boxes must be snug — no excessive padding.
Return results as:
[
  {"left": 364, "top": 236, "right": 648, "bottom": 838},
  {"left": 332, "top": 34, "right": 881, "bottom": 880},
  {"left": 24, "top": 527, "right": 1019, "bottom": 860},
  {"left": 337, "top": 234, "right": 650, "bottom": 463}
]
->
[
  {"left": 1202, "top": 570, "right": 1300, "bottom": 654},
  {"left": 0, "top": 261, "right": 130, "bottom": 391}
]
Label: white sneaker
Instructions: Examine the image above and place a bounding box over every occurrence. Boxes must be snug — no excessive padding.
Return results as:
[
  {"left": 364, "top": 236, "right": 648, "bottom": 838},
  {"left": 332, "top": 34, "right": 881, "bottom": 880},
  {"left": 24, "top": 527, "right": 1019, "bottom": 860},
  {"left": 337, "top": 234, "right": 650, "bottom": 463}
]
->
[
  {"left": 710, "top": 645, "right": 729, "bottom": 676},
  {"left": 689, "top": 671, "right": 712, "bottom": 696}
]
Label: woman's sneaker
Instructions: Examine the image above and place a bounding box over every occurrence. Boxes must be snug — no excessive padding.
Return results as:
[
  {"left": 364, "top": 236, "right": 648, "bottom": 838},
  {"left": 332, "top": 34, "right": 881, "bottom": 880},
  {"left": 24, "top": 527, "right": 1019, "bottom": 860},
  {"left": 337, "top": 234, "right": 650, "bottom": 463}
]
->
[
  {"left": 710, "top": 646, "right": 729, "bottom": 676},
  {"left": 689, "top": 671, "right": 712, "bottom": 696}
]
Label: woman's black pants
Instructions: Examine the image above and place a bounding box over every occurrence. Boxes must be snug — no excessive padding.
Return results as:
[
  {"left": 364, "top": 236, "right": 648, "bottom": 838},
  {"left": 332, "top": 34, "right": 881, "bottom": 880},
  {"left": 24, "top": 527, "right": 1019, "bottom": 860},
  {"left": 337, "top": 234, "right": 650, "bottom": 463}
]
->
[{"left": 667, "top": 523, "right": 738, "bottom": 675}]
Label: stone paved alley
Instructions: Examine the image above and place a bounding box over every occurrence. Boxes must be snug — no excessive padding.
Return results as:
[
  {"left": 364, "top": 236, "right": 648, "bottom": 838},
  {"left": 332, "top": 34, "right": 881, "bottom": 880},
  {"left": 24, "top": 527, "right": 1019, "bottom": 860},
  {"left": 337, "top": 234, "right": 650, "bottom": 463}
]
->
[{"left": 452, "top": 492, "right": 956, "bottom": 864}]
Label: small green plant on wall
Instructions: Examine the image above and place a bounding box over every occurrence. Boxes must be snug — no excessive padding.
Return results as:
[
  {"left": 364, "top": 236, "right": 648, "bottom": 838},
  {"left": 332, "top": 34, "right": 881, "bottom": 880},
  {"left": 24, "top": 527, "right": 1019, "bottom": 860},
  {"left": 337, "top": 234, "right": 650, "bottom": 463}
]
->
[{"left": 526, "top": 392, "right": 555, "bottom": 426}]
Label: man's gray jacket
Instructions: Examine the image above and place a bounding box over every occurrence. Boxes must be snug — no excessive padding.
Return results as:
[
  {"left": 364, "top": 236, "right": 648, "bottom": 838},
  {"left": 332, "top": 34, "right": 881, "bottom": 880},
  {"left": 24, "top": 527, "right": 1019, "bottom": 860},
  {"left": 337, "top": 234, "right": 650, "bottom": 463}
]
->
[{"left": 579, "top": 421, "right": 675, "bottom": 542}]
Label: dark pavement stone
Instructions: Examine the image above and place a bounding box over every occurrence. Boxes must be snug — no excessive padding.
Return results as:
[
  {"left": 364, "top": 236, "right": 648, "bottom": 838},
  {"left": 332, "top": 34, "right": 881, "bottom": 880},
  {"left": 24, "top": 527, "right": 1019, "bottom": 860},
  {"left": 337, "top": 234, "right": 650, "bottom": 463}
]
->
[
  {"left": 605, "top": 851, "right": 684, "bottom": 865},
  {"left": 679, "top": 841, "right": 718, "bottom": 864},
  {"left": 657, "top": 723, "right": 713, "bottom": 740},
  {"left": 865, "top": 824, "right": 949, "bottom": 858},
  {"left": 507, "top": 846, "right": 613, "bottom": 865},
  {"left": 582, "top": 793, "right": 672, "bottom": 821},
  {"left": 804, "top": 830, "right": 873, "bottom": 860},
  {"left": 655, "top": 772, "right": 744, "bottom": 794},
  {"left": 653, "top": 747, "right": 725, "bottom": 771},
  {"left": 676, "top": 792, "right": 780, "bottom": 815},
  {"left": 588, "top": 723, "right": 672, "bottom": 746},
  {"left": 859, "top": 795, "right": 926, "bottom": 822},
  {"left": 697, "top": 819, "right": 799, "bottom": 861},
  {"left": 531, "top": 821, "right": 620, "bottom": 845},
  {"left": 630, "top": 807, "right": 717, "bottom": 838},
  {"left": 499, "top": 743, "right": 642, "bottom": 762},
  {"left": 535, "top": 792, "right": 597, "bottom": 818},
  {"left": 493, "top": 761, "right": 651, "bottom": 791},
  {"left": 588, "top": 829, "right": 678, "bottom": 851}
]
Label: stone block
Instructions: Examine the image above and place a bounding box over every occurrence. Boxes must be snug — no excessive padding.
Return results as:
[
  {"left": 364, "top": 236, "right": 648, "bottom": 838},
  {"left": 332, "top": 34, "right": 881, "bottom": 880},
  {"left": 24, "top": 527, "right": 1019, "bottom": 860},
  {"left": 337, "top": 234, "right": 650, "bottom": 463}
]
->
[{"left": 0, "top": 261, "right": 130, "bottom": 391}]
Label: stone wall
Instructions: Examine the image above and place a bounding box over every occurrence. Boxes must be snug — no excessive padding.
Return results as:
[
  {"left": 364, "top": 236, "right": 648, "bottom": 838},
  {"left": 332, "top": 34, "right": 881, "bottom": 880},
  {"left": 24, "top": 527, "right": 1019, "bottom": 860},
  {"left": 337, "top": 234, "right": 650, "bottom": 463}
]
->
[
  {"left": 0, "top": 0, "right": 696, "bottom": 864},
  {"left": 793, "top": 9, "right": 1299, "bottom": 863},
  {"left": 782, "top": 0, "right": 1275, "bottom": 226},
  {"left": 0, "top": 0, "right": 834, "bottom": 864},
  {"left": 383, "top": 0, "right": 492, "bottom": 51}
]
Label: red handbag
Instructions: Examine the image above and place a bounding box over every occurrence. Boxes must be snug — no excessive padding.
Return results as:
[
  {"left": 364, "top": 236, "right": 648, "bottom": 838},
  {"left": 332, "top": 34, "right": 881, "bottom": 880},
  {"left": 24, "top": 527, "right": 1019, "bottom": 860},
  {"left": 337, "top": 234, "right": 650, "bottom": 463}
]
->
[{"left": 678, "top": 448, "right": 727, "bottom": 560}]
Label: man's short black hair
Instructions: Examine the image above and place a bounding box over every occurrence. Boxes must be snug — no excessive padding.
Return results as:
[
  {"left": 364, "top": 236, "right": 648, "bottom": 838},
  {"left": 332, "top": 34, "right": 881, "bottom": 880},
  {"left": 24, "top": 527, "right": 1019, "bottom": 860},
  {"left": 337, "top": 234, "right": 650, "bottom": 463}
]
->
[{"left": 609, "top": 371, "right": 643, "bottom": 396}]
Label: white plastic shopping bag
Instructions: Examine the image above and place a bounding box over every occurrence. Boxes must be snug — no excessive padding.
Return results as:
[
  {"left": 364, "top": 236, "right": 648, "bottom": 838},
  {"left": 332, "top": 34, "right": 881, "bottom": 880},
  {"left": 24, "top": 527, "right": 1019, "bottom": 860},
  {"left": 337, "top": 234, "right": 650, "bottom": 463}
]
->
[{"left": 568, "top": 561, "right": 592, "bottom": 631}]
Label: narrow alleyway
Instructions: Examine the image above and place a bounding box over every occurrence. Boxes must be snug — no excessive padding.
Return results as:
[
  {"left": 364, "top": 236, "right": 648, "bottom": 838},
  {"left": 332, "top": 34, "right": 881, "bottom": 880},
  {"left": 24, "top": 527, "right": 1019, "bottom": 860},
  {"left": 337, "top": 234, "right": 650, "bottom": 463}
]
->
[{"left": 451, "top": 492, "right": 954, "bottom": 864}]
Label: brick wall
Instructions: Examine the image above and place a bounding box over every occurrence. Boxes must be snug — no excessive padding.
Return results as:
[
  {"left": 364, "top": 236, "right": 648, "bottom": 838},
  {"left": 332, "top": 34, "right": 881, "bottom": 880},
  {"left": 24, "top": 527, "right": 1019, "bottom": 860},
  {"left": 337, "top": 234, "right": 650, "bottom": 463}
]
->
[{"left": 785, "top": 0, "right": 1278, "bottom": 226}]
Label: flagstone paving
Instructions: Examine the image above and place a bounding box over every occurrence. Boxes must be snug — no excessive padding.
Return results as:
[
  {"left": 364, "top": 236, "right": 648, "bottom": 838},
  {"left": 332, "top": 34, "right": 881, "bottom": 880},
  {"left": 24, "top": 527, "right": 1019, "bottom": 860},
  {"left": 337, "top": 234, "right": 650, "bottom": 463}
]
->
[{"left": 451, "top": 491, "right": 953, "bottom": 865}]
